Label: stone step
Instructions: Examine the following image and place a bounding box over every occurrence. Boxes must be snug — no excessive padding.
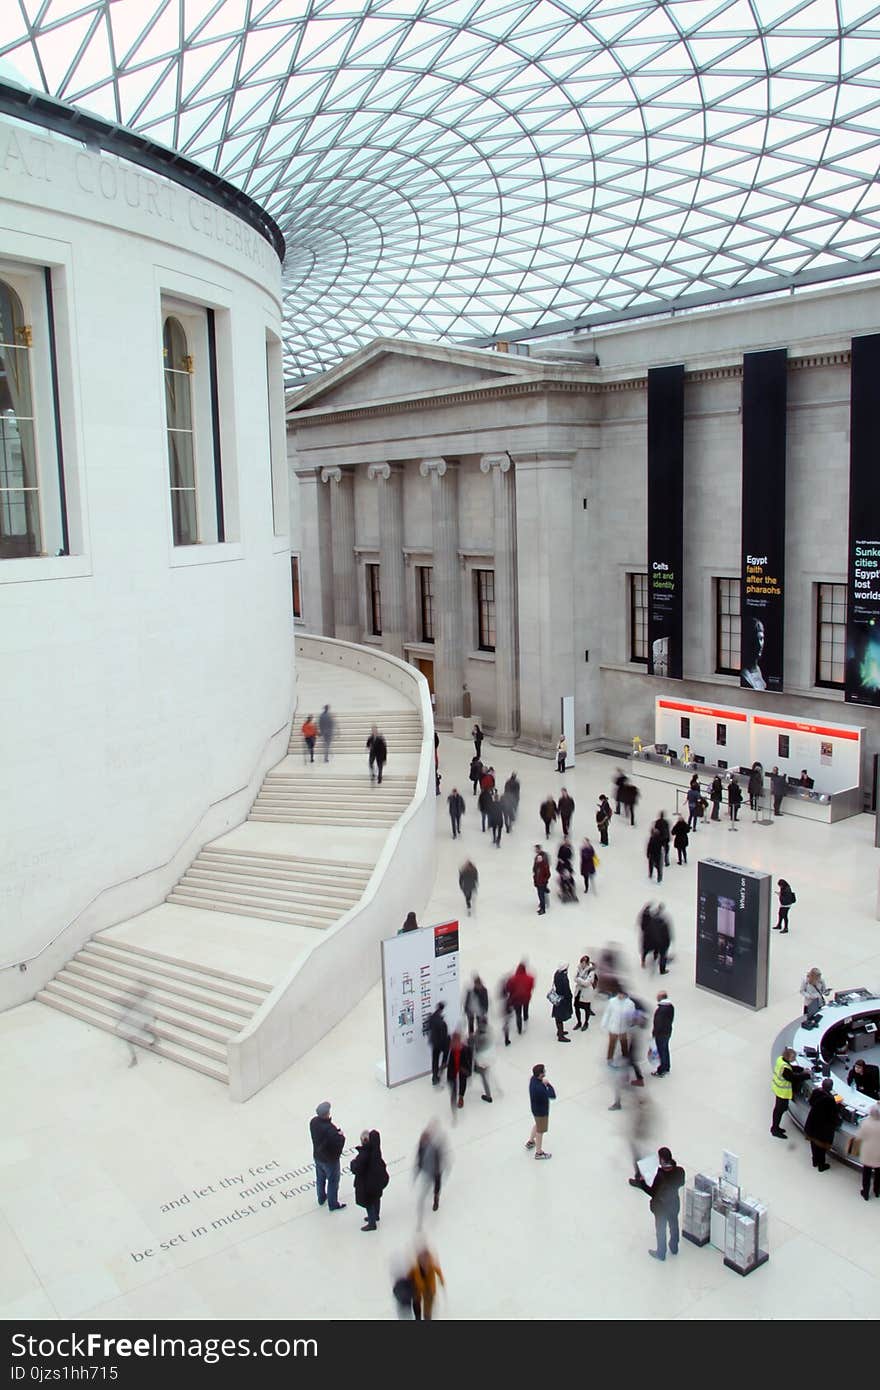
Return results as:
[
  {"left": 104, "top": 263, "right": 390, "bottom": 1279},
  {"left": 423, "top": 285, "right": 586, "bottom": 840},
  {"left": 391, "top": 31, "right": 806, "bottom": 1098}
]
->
[
  {"left": 53, "top": 968, "right": 239, "bottom": 1043},
  {"left": 192, "top": 854, "right": 371, "bottom": 889},
  {"left": 63, "top": 960, "right": 248, "bottom": 1031},
  {"left": 248, "top": 810, "right": 401, "bottom": 826},
  {"left": 36, "top": 991, "right": 229, "bottom": 1083},
  {"left": 198, "top": 848, "right": 373, "bottom": 874},
  {"left": 78, "top": 946, "right": 265, "bottom": 1013},
  {"left": 179, "top": 868, "right": 362, "bottom": 907},
  {"left": 38, "top": 982, "right": 229, "bottom": 1064},
  {"left": 172, "top": 880, "right": 343, "bottom": 920},
  {"left": 166, "top": 891, "right": 334, "bottom": 930},
  {"left": 92, "top": 935, "right": 271, "bottom": 993}
]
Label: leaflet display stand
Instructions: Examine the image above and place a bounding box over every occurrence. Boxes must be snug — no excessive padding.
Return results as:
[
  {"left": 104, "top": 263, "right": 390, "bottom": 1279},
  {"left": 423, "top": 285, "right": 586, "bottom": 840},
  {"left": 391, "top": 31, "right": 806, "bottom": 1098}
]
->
[{"left": 681, "top": 1164, "right": 769, "bottom": 1275}]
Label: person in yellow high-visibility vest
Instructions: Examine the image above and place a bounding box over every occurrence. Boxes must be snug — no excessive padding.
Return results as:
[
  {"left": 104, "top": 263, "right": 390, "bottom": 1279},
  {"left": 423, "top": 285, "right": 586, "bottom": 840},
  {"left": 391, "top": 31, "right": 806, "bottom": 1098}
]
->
[{"left": 771, "top": 1047, "right": 805, "bottom": 1138}]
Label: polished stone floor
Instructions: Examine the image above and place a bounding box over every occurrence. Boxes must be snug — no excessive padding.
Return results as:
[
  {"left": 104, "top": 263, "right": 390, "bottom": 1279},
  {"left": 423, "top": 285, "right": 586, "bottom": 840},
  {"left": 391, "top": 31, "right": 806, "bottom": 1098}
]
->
[{"left": 3, "top": 736, "right": 880, "bottom": 1321}]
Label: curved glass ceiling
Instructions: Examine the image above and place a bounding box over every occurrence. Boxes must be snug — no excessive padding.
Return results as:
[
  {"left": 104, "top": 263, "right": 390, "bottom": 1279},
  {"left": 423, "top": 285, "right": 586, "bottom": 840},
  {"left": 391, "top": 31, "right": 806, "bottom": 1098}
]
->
[{"left": 3, "top": 1, "right": 880, "bottom": 380}]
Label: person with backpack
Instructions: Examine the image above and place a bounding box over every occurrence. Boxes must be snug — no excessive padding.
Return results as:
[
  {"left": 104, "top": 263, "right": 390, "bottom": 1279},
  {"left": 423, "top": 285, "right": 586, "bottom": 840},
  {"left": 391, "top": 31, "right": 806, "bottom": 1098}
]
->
[
  {"left": 350, "top": 1129, "right": 389, "bottom": 1231},
  {"left": 300, "top": 713, "right": 318, "bottom": 764},
  {"left": 775, "top": 879, "right": 796, "bottom": 932}
]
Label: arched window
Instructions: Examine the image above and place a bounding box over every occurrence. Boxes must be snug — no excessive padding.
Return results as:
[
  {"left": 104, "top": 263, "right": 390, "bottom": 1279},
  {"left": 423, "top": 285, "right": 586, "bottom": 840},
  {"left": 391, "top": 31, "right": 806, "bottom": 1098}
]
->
[
  {"left": 163, "top": 315, "right": 197, "bottom": 545},
  {"left": 0, "top": 279, "right": 40, "bottom": 558}
]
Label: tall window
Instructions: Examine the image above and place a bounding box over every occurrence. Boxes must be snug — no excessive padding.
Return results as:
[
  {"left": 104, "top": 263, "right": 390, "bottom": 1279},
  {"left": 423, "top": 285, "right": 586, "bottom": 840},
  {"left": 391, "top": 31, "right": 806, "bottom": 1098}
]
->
[
  {"left": 367, "top": 563, "right": 382, "bottom": 636},
  {"left": 629, "top": 572, "right": 648, "bottom": 663},
  {"left": 816, "top": 582, "right": 846, "bottom": 688},
  {"left": 715, "top": 578, "right": 741, "bottom": 674},
  {"left": 163, "top": 316, "right": 197, "bottom": 545},
  {"left": 291, "top": 554, "right": 302, "bottom": 619},
  {"left": 418, "top": 565, "right": 434, "bottom": 643},
  {"left": 0, "top": 271, "right": 66, "bottom": 560},
  {"left": 476, "top": 569, "right": 495, "bottom": 652}
]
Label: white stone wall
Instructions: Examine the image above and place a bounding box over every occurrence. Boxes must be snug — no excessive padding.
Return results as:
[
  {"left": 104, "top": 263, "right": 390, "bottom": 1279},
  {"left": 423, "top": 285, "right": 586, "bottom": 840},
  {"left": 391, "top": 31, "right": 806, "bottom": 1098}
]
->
[{"left": 1, "top": 116, "right": 293, "bottom": 1005}]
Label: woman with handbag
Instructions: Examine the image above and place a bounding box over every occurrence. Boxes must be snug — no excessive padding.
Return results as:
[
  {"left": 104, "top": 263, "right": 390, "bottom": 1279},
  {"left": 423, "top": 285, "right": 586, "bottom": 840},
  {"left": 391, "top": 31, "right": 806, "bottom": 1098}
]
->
[
  {"left": 549, "top": 964, "right": 573, "bottom": 1042},
  {"left": 573, "top": 955, "right": 597, "bottom": 1032}
]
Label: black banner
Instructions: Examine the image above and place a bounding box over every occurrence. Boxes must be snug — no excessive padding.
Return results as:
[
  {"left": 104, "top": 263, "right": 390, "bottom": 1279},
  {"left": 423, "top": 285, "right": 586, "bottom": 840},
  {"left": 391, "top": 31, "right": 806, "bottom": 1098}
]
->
[
  {"left": 846, "top": 332, "right": 880, "bottom": 705},
  {"left": 647, "top": 364, "right": 684, "bottom": 679},
  {"left": 740, "top": 348, "right": 787, "bottom": 693},
  {"left": 696, "top": 858, "right": 771, "bottom": 1010}
]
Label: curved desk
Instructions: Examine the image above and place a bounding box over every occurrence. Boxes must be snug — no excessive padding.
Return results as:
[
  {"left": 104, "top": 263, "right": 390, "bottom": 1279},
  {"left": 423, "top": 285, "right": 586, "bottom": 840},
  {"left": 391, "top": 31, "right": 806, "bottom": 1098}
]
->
[{"left": 771, "top": 991, "right": 880, "bottom": 1169}]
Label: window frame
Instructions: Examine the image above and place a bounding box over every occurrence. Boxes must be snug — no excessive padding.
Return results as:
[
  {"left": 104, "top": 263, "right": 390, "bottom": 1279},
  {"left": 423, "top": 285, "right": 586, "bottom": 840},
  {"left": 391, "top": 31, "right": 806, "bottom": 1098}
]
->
[
  {"left": 715, "top": 576, "right": 742, "bottom": 676},
  {"left": 629, "top": 571, "right": 648, "bottom": 664},
  {"left": 418, "top": 564, "right": 435, "bottom": 644},
  {"left": 475, "top": 568, "right": 496, "bottom": 653},
  {"left": 367, "top": 562, "right": 382, "bottom": 637},
  {"left": 815, "top": 581, "right": 846, "bottom": 690}
]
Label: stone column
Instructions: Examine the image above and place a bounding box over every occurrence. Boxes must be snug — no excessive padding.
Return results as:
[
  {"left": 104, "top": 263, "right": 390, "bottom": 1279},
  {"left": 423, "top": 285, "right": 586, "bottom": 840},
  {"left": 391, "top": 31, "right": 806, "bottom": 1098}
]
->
[
  {"left": 367, "top": 462, "right": 406, "bottom": 658},
  {"left": 419, "top": 457, "right": 462, "bottom": 726},
  {"left": 480, "top": 452, "right": 519, "bottom": 744},
  {"left": 510, "top": 452, "right": 577, "bottom": 754},
  {"left": 294, "top": 465, "right": 334, "bottom": 635},
  {"left": 321, "top": 466, "right": 358, "bottom": 642}
]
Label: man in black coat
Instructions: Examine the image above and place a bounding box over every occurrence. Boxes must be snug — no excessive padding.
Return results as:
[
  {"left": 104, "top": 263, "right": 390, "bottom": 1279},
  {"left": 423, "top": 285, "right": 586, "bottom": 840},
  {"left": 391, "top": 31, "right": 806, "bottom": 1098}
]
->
[
  {"left": 504, "top": 772, "right": 521, "bottom": 812},
  {"left": 804, "top": 1078, "right": 841, "bottom": 1171},
  {"left": 447, "top": 787, "right": 465, "bottom": 838},
  {"left": 427, "top": 1003, "right": 450, "bottom": 1085},
  {"left": 558, "top": 789, "right": 575, "bottom": 837},
  {"left": 469, "top": 755, "right": 483, "bottom": 794},
  {"left": 487, "top": 791, "right": 504, "bottom": 847},
  {"left": 653, "top": 812, "right": 671, "bottom": 866},
  {"left": 635, "top": 1146, "right": 685, "bottom": 1261},
  {"left": 651, "top": 991, "right": 674, "bottom": 1076},
  {"left": 366, "top": 727, "right": 388, "bottom": 783},
  {"left": 653, "top": 905, "right": 672, "bottom": 974},
  {"left": 309, "top": 1102, "right": 347, "bottom": 1212}
]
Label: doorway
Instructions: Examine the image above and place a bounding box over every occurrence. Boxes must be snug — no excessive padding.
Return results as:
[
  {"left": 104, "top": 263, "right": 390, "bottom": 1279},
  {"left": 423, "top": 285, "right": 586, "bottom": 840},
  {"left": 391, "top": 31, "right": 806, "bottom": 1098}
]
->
[{"left": 415, "top": 657, "right": 434, "bottom": 698}]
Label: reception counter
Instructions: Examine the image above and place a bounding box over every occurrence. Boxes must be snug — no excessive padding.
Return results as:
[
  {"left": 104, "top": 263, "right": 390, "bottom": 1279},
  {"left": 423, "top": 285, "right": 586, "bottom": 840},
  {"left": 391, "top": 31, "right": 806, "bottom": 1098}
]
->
[
  {"left": 631, "top": 748, "right": 862, "bottom": 823},
  {"left": 771, "top": 991, "right": 880, "bottom": 1169}
]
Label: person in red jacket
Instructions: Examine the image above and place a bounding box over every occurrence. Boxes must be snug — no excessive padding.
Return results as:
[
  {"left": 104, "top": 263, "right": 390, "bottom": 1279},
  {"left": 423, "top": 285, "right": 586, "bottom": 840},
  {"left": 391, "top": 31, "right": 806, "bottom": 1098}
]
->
[
  {"left": 446, "top": 1031, "right": 473, "bottom": 1113},
  {"left": 505, "top": 961, "right": 535, "bottom": 1037},
  {"left": 532, "top": 845, "right": 551, "bottom": 914}
]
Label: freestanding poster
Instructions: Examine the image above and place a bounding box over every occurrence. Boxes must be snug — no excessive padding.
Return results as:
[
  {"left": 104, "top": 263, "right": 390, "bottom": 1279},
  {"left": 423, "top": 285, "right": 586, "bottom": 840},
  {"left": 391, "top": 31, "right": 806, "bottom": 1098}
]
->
[
  {"left": 846, "top": 333, "right": 880, "bottom": 706},
  {"left": 647, "top": 364, "right": 685, "bottom": 680},
  {"left": 381, "top": 919, "right": 460, "bottom": 1086},
  {"left": 740, "top": 348, "right": 787, "bottom": 694},
  {"left": 695, "top": 859, "right": 770, "bottom": 1010}
]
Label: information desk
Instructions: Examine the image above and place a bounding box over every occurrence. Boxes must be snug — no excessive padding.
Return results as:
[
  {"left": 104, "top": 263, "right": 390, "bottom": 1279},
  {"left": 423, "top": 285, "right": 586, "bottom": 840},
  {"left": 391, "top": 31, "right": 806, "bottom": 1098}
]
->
[
  {"left": 631, "top": 748, "right": 861, "bottom": 823},
  {"left": 771, "top": 991, "right": 880, "bottom": 1169}
]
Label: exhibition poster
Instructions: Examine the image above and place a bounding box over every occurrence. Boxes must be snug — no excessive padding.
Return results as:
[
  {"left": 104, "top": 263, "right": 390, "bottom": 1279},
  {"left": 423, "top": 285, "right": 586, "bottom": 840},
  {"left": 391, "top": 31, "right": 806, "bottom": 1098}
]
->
[
  {"left": 647, "top": 363, "right": 685, "bottom": 680},
  {"left": 695, "top": 859, "right": 770, "bottom": 1010},
  {"left": 380, "top": 919, "right": 460, "bottom": 1087},
  {"left": 845, "top": 332, "right": 880, "bottom": 706},
  {"left": 740, "top": 348, "right": 787, "bottom": 694}
]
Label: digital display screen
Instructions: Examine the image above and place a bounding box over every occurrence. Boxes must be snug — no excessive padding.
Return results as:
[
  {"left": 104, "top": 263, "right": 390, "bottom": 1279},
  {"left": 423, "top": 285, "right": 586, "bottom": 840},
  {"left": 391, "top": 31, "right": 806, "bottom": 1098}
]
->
[{"left": 696, "top": 860, "right": 769, "bottom": 1008}]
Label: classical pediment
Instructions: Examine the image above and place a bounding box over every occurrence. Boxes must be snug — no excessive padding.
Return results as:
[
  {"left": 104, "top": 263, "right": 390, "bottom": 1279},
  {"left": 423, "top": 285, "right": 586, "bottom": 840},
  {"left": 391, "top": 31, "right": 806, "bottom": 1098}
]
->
[{"left": 286, "top": 338, "right": 540, "bottom": 414}]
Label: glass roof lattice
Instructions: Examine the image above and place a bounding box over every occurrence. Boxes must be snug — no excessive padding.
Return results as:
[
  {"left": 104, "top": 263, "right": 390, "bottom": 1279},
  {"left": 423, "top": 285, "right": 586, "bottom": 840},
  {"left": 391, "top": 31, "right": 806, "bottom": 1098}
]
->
[{"left": 3, "top": 1, "right": 880, "bottom": 381}]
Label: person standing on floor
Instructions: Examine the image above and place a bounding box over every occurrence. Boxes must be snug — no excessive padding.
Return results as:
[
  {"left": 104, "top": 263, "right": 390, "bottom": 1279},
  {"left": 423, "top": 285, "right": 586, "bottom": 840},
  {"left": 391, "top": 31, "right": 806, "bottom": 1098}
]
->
[
  {"left": 533, "top": 844, "right": 551, "bottom": 914},
  {"left": 671, "top": 814, "right": 690, "bottom": 865},
  {"left": 770, "top": 765, "right": 787, "bottom": 817},
  {"left": 447, "top": 786, "right": 465, "bottom": 839},
  {"left": 473, "top": 723, "right": 483, "bottom": 759},
  {"left": 464, "top": 975, "right": 489, "bottom": 1036},
  {"left": 596, "top": 794, "right": 612, "bottom": 846},
  {"left": 446, "top": 1030, "right": 472, "bottom": 1111},
  {"left": 558, "top": 787, "right": 575, "bottom": 838},
  {"left": 427, "top": 1002, "right": 450, "bottom": 1085},
  {"left": 770, "top": 1046, "right": 806, "bottom": 1138},
  {"left": 408, "top": 1243, "right": 446, "bottom": 1320},
  {"left": 472, "top": 1019, "right": 497, "bottom": 1103},
  {"left": 804, "top": 1078, "right": 841, "bottom": 1173},
  {"left": 728, "top": 774, "right": 742, "bottom": 821},
  {"left": 556, "top": 734, "right": 567, "bottom": 772},
  {"left": 506, "top": 960, "right": 535, "bottom": 1035},
  {"left": 635, "top": 1147, "right": 685, "bottom": 1261},
  {"left": 366, "top": 725, "right": 388, "bottom": 784},
  {"left": 646, "top": 825, "right": 664, "bottom": 883},
  {"left": 300, "top": 714, "right": 318, "bottom": 764},
  {"left": 709, "top": 774, "right": 723, "bottom": 821},
  {"left": 551, "top": 963, "right": 573, "bottom": 1042},
  {"left": 415, "top": 1121, "right": 449, "bottom": 1219},
  {"left": 469, "top": 754, "right": 483, "bottom": 795},
  {"left": 651, "top": 991, "right": 674, "bottom": 1076},
  {"left": 686, "top": 781, "right": 701, "bottom": 833},
  {"left": 318, "top": 705, "right": 335, "bottom": 762},
  {"left": 458, "top": 860, "right": 478, "bottom": 916},
  {"left": 539, "top": 794, "right": 558, "bottom": 840},
  {"left": 350, "top": 1129, "right": 389, "bottom": 1231},
  {"left": 526, "top": 1063, "right": 556, "bottom": 1159},
  {"left": 580, "top": 836, "right": 598, "bottom": 895},
  {"left": 487, "top": 789, "right": 504, "bottom": 847},
  {"left": 479, "top": 764, "right": 496, "bottom": 795},
  {"left": 653, "top": 811, "right": 671, "bottom": 867},
  {"left": 775, "top": 879, "right": 796, "bottom": 933},
  {"left": 858, "top": 1106, "right": 880, "bottom": 1200},
  {"left": 309, "top": 1101, "right": 347, "bottom": 1212},
  {"left": 573, "top": 955, "right": 597, "bottom": 1032},
  {"left": 748, "top": 761, "right": 764, "bottom": 812},
  {"left": 800, "top": 967, "right": 829, "bottom": 1015}
]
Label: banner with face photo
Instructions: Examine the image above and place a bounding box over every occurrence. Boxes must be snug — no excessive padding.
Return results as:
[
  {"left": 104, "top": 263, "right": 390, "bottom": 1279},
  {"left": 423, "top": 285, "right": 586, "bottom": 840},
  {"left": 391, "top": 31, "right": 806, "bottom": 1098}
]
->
[
  {"left": 740, "top": 349, "right": 787, "bottom": 693},
  {"left": 845, "top": 333, "right": 880, "bottom": 706},
  {"left": 647, "top": 364, "right": 685, "bottom": 679}
]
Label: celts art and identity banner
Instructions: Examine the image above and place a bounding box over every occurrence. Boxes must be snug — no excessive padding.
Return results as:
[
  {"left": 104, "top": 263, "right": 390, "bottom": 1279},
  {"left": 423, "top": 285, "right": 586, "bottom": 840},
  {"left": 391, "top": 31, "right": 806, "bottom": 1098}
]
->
[
  {"left": 740, "top": 348, "right": 787, "bottom": 693},
  {"left": 846, "top": 333, "right": 880, "bottom": 706},
  {"left": 647, "top": 364, "right": 684, "bottom": 679}
]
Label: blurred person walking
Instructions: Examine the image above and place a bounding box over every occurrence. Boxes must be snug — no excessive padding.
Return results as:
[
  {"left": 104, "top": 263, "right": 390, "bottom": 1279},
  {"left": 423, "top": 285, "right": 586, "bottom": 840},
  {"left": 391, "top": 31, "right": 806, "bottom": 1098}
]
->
[
  {"left": 653, "top": 811, "right": 671, "bottom": 867},
  {"left": 487, "top": 789, "right": 504, "bottom": 847},
  {"left": 603, "top": 987, "right": 633, "bottom": 1064},
  {"left": 469, "top": 753, "right": 483, "bottom": 795},
  {"left": 300, "top": 714, "right": 318, "bottom": 764},
  {"left": 472, "top": 1018, "right": 498, "bottom": 1102},
  {"left": 539, "top": 794, "right": 558, "bottom": 840},
  {"left": 464, "top": 975, "right": 489, "bottom": 1036},
  {"left": 580, "top": 837, "right": 598, "bottom": 895},
  {"left": 350, "top": 1129, "right": 389, "bottom": 1231},
  {"left": 446, "top": 1030, "right": 473, "bottom": 1111},
  {"left": 504, "top": 771, "right": 521, "bottom": 815},
  {"left": 408, "top": 1244, "right": 446, "bottom": 1320},
  {"left": 459, "top": 859, "right": 478, "bottom": 916},
  {"left": 447, "top": 786, "right": 465, "bottom": 838},
  {"left": 427, "top": 1002, "right": 450, "bottom": 1085},
  {"left": 558, "top": 787, "right": 575, "bottom": 837},
  {"left": 415, "top": 1122, "right": 449, "bottom": 1219},
  {"left": 646, "top": 826, "right": 664, "bottom": 883},
  {"left": 366, "top": 725, "right": 387, "bottom": 784},
  {"left": 620, "top": 781, "right": 639, "bottom": 827},
  {"left": 478, "top": 781, "right": 494, "bottom": 832},
  {"left": 506, "top": 961, "right": 535, "bottom": 1036},
  {"left": 116, "top": 984, "right": 155, "bottom": 1068},
  {"left": 526, "top": 1063, "right": 556, "bottom": 1159},
  {"left": 318, "top": 704, "right": 335, "bottom": 762}
]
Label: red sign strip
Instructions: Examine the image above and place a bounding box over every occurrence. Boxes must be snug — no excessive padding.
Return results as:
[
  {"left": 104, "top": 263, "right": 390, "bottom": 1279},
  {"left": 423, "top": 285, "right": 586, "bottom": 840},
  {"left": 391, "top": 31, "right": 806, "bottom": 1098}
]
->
[
  {"left": 752, "top": 715, "right": 859, "bottom": 741},
  {"left": 657, "top": 699, "right": 748, "bottom": 722}
]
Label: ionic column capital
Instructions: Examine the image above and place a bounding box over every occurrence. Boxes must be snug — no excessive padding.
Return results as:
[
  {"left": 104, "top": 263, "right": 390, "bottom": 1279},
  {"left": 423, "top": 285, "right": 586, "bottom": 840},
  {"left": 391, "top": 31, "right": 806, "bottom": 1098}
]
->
[
  {"left": 419, "top": 457, "right": 458, "bottom": 478},
  {"left": 321, "top": 466, "right": 343, "bottom": 484},
  {"left": 480, "top": 452, "right": 512, "bottom": 474}
]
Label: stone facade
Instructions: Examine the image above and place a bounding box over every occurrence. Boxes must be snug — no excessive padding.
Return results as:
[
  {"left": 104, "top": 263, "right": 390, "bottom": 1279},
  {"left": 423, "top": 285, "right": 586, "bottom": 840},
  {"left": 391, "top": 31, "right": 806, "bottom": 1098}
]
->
[{"left": 287, "top": 281, "right": 880, "bottom": 785}]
